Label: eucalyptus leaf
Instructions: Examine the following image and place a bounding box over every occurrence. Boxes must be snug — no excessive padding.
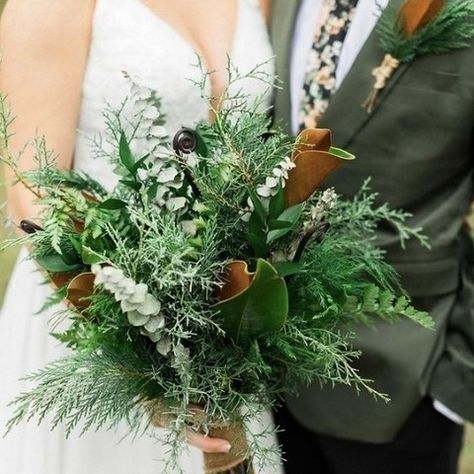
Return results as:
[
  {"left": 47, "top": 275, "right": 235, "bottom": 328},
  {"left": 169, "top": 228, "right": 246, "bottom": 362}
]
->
[{"left": 213, "top": 259, "right": 288, "bottom": 343}]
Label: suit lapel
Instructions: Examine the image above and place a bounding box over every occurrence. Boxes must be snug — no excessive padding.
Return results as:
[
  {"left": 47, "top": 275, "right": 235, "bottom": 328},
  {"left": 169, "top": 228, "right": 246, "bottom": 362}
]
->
[{"left": 318, "top": 0, "right": 407, "bottom": 147}]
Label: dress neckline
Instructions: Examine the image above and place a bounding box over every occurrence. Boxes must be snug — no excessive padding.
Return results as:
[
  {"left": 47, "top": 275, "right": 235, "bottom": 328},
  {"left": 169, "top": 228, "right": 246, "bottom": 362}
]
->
[{"left": 131, "top": 0, "right": 243, "bottom": 68}]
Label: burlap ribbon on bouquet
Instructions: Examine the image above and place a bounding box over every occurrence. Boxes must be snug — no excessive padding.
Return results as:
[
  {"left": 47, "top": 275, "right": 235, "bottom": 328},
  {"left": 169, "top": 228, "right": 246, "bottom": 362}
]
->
[{"left": 147, "top": 402, "right": 254, "bottom": 474}]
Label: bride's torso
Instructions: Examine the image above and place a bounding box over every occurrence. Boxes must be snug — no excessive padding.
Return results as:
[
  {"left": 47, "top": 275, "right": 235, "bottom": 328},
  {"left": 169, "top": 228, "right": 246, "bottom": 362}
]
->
[{"left": 73, "top": 0, "right": 274, "bottom": 188}]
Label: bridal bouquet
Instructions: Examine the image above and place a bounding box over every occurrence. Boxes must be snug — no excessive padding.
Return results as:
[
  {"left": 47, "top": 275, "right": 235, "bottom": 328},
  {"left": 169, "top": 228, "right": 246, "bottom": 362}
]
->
[{"left": 0, "top": 73, "right": 432, "bottom": 473}]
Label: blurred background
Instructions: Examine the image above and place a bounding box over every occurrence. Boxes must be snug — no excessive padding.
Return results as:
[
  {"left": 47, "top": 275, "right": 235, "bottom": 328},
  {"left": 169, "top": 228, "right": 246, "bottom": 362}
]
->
[{"left": 0, "top": 0, "right": 473, "bottom": 472}]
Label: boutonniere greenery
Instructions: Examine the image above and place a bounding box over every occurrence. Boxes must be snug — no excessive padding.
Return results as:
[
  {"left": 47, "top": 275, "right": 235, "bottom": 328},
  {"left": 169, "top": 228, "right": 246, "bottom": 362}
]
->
[{"left": 363, "top": 0, "right": 474, "bottom": 112}]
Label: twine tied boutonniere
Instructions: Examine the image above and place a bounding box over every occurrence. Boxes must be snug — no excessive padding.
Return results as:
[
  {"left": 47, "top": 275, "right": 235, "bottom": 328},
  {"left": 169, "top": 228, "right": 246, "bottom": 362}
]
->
[{"left": 363, "top": 0, "right": 474, "bottom": 113}]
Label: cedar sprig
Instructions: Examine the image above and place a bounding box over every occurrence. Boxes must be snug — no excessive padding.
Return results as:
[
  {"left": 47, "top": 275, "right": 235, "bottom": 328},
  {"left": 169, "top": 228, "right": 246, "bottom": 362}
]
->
[{"left": 377, "top": 0, "right": 474, "bottom": 63}]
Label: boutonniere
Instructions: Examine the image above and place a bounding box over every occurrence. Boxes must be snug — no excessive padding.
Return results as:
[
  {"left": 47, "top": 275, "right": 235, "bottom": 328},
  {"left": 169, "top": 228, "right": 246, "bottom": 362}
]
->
[{"left": 363, "top": 0, "right": 474, "bottom": 113}]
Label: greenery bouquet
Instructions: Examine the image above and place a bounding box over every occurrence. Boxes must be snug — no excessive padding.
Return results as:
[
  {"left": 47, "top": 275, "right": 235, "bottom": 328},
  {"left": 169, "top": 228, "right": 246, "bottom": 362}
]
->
[{"left": 0, "top": 72, "right": 432, "bottom": 473}]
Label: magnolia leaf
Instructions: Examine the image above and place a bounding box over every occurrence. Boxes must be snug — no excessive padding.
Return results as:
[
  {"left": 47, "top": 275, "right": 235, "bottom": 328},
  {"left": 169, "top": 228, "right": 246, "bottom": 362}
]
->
[
  {"left": 214, "top": 259, "right": 288, "bottom": 343},
  {"left": 272, "top": 261, "right": 305, "bottom": 278},
  {"left": 50, "top": 273, "right": 79, "bottom": 289},
  {"left": 217, "top": 261, "right": 255, "bottom": 301},
  {"left": 285, "top": 151, "right": 345, "bottom": 207},
  {"left": 36, "top": 255, "right": 85, "bottom": 273},
  {"left": 66, "top": 272, "right": 95, "bottom": 309},
  {"left": 292, "top": 128, "right": 332, "bottom": 159},
  {"left": 286, "top": 129, "right": 354, "bottom": 207},
  {"left": 398, "top": 0, "right": 445, "bottom": 37}
]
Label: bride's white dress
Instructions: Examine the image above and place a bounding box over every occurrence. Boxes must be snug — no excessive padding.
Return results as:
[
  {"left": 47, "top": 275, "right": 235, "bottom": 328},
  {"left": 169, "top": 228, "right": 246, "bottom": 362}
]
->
[{"left": 0, "top": 0, "right": 282, "bottom": 472}]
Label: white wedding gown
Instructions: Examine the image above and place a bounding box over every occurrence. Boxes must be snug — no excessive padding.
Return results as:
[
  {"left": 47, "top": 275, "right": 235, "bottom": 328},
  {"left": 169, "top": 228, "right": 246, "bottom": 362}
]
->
[{"left": 0, "top": 0, "right": 282, "bottom": 472}]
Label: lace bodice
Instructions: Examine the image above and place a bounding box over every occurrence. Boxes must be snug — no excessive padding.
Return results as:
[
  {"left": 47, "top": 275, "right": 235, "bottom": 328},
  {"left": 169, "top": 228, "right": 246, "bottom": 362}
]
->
[{"left": 73, "top": 0, "right": 275, "bottom": 188}]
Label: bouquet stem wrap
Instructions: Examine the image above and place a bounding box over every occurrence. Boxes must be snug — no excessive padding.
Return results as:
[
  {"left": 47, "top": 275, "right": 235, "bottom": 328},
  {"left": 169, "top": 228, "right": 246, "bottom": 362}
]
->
[
  {"left": 148, "top": 403, "right": 252, "bottom": 474},
  {"left": 204, "top": 423, "right": 252, "bottom": 474}
]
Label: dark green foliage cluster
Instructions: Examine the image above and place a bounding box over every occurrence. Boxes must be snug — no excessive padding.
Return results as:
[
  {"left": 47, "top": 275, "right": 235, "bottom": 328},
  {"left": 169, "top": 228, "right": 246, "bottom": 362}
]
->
[
  {"left": 0, "top": 71, "right": 432, "bottom": 469},
  {"left": 377, "top": 0, "right": 474, "bottom": 62}
]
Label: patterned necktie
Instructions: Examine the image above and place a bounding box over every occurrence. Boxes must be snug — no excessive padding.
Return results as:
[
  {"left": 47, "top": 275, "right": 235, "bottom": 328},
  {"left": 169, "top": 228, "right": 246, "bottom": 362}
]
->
[{"left": 299, "top": 0, "right": 359, "bottom": 130}]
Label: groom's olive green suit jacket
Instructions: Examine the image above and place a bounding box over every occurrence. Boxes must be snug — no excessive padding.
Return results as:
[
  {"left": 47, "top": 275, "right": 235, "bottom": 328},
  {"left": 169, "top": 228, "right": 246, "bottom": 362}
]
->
[{"left": 271, "top": 0, "right": 474, "bottom": 443}]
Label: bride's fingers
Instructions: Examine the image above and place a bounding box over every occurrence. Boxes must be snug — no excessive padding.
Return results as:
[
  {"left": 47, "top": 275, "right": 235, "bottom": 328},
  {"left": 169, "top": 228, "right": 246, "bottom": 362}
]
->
[{"left": 185, "top": 428, "right": 231, "bottom": 454}]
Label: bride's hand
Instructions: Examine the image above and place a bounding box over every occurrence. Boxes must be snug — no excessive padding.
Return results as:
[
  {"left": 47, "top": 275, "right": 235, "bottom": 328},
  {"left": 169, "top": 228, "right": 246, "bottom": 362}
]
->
[{"left": 186, "top": 428, "right": 231, "bottom": 454}]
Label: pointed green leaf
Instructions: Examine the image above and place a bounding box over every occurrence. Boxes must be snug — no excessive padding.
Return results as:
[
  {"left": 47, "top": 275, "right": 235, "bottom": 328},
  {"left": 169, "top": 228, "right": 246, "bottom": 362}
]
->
[
  {"left": 278, "top": 203, "right": 304, "bottom": 224},
  {"left": 147, "top": 181, "right": 159, "bottom": 201},
  {"left": 268, "top": 186, "right": 286, "bottom": 220},
  {"left": 248, "top": 189, "right": 267, "bottom": 224},
  {"left": 133, "top": 155, "right": 149, "bottom": 172},
  {"left": 119, "top": 132, "right": 135, "bottom": 172},
  {"left": 329, "top": 146, "right": 356, "bottom": 161},
  {"left": 248, "top": 211, "right": 268, "bottom": 257},
  {"left": 266, "top": 204, "right": 303, "bottom": 243},
  {"left": 268, "top": 219, "right": 292, "bottom": 230},
  {"left": 119, "top": 179, "right": 141, "bottom": 192},
  {"left": 213, "top": 259, "right": 288, "bottom": 343},
  {"left": 98, "top": 199, "right": 127, "bottom": 210}
]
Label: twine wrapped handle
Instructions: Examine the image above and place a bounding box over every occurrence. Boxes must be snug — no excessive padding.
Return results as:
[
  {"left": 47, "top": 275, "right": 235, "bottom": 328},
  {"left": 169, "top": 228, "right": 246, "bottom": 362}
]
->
[
  {"left": 362, "top": 54, "right": 401, "bottom": 113},
  {"left": 147, "top": 401, "right": 253, "bottom": 474}
]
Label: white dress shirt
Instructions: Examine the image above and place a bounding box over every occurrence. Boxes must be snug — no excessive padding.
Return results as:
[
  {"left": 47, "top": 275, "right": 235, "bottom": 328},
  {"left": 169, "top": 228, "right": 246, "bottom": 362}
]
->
[
  {"left": 290, "top": 0, "right": 464, "bottom": 426},
  {"left": 291, "top": 0, "right": 389, "bottom": 134}
]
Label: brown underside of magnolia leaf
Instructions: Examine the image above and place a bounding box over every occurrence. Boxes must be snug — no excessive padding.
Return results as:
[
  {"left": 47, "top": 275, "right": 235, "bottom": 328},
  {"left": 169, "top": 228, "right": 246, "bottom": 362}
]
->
[
  {"left": 399, "top": 0, "right": 444, "bottom": 37},
  {"left": 292, "top": 128, "right": 332, "bottom": 159},
  {"left": 66, "top": 272, "right": 95, "bottom": 309},
  {"left": 50, "top": 272, "right": 79, "bottom": 289},
  {"left": 285, "top": 150, "right": 343, "bottom": 207},
  {"left": 218, "top": 261, "right": 254, "bottom": 301}
]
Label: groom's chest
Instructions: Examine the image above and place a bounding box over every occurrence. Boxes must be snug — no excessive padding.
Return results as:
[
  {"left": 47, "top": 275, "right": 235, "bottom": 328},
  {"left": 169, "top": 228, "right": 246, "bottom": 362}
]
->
[{"left": 271, "top": 0, "right": 474, "bottom": 203}]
